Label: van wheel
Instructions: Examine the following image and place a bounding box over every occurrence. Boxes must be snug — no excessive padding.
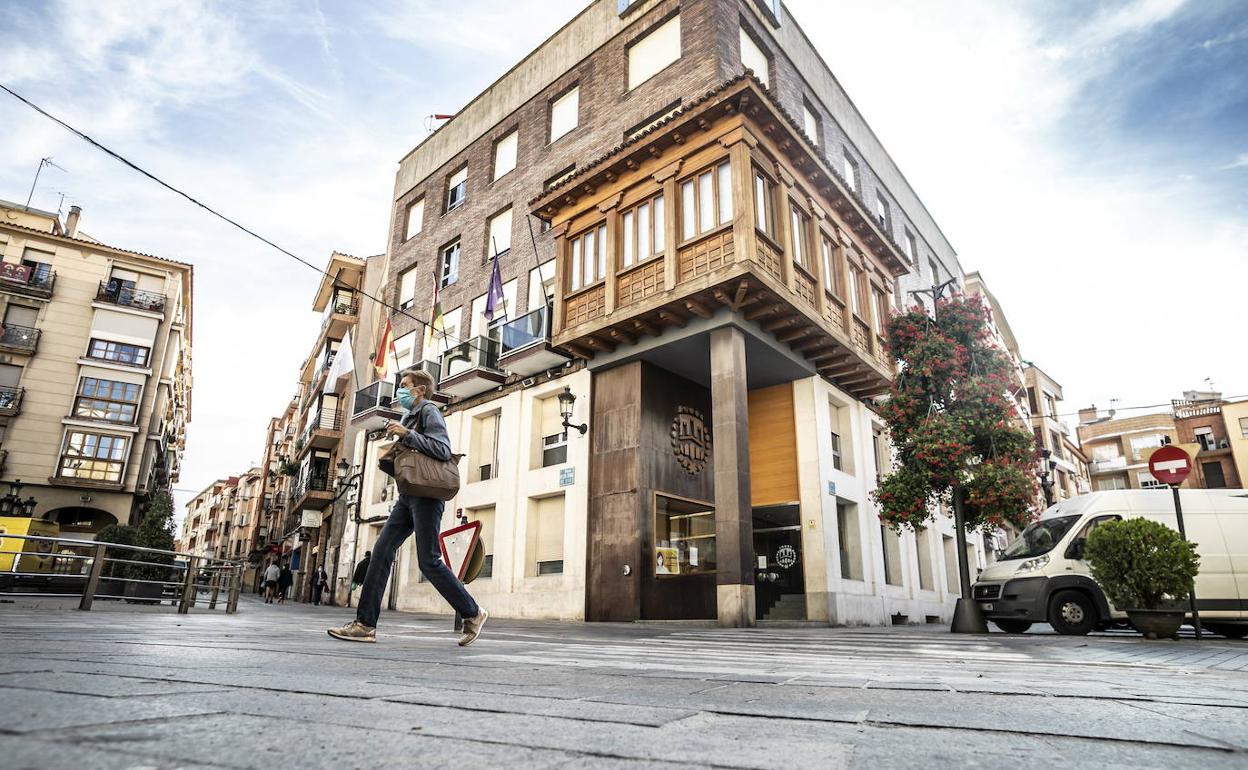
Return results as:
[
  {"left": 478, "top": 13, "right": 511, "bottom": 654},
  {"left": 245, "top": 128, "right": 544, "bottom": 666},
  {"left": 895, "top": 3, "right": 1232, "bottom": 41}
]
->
[
  {"left": 1048, "top": 590, "right": 1096, "bottom": 636},
  {"left": 994, "top": 619, "right": 1032, "bottom": 634}
]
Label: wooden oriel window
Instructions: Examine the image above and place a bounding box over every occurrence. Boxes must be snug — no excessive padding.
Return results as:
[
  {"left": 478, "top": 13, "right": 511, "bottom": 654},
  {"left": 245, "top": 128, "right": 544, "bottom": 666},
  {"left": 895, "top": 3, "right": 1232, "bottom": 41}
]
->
[
  {"left": 621, "top": 193, "right": 666, "bottom": 269},
  {"left": 820, "top": 234, "right": 843, "bottom": 298},
  {"left": 848, "top": 263, "right": 864, "bottom": 318},
  {"left": 872, "top": 286, "right": 890, "bottom": 335},
  {"left": 680, "top": 161, "right": 732, "bottom": 242},
  {"left": 753, "top": 168, "right": 774, "bottom": 237},
  {"left": 568, "top": 222, "right": 608, "bottom": 291},
  {"left": 789, "top": 204, "right": 811, "bottom": 271}
]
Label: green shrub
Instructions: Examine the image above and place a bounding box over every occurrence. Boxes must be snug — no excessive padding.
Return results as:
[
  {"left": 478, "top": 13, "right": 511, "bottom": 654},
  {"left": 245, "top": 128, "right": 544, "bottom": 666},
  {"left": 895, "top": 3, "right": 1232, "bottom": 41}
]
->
[
  {"left": 131, "top": 492, "right": 176, "bottom": 584},
  {"left": 94, "top": 523, "right": 137, "bottom": 578},
  {"left": 1085, "top": 518, "right": 1199, "bottom": 610}
]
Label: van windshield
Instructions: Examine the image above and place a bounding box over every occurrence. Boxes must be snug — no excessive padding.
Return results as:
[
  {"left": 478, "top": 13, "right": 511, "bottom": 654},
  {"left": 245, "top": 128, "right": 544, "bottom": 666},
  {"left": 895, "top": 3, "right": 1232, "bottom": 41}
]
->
[{"left": 999, "top": 515, "right": 1081, "bottom": 560}]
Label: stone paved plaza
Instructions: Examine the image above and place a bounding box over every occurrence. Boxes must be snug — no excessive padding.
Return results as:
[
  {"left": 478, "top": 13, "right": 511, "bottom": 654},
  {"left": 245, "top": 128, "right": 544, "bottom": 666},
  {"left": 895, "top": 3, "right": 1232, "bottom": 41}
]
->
[{"left": 1, "top": 596, "right": 1246, "bottom": 769}]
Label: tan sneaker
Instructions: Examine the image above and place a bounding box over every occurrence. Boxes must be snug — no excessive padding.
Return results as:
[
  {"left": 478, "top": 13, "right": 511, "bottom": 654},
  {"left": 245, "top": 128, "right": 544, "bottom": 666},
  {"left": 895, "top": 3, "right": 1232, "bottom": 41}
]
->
[
  {"left": 327, "top": 620, "right": 376, "bottom": 643},
  {"left": 458, "top": 609, "right": 488, "bottom": 647}
]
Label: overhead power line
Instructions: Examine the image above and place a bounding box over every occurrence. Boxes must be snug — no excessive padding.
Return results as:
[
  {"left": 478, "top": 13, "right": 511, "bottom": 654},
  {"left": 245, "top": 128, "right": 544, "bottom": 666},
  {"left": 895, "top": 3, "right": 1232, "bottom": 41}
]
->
[{"left": 0, "top": 81, "right": 496, "bottom": 358}]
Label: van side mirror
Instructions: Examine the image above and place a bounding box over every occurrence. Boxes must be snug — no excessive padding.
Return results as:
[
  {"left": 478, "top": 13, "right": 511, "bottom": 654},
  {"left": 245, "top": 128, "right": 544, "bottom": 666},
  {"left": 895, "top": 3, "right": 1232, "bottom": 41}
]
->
[{"left": 1066, "top": 539, "right": 1086, "bottom": 560}]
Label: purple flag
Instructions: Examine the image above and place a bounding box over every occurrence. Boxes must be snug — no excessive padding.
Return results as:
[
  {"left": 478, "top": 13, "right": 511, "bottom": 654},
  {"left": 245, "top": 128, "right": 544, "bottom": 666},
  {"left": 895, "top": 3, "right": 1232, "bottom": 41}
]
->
[{"left": 483, "top": 251, "right": 505, "bottom": 322}]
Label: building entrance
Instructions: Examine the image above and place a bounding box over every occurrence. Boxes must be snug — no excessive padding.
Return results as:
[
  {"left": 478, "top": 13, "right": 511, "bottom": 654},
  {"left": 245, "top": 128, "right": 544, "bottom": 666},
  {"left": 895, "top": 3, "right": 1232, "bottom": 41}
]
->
[{"left": 753, "top": 504, "right": 805, "bottom": 621}]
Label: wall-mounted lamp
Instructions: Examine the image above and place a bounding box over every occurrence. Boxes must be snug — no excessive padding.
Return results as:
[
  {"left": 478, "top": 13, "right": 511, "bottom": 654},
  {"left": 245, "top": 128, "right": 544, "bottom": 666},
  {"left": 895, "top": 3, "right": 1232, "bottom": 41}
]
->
[{"left": 557, "top": 386, "right": 587, "bottom": 436}]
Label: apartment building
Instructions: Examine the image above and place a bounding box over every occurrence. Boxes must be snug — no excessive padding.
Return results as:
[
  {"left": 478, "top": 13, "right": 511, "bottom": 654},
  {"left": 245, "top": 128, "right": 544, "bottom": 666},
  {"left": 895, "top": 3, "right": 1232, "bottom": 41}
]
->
[
  {"left": 0, "top": 198, "right": 191, "bottom": 534},
  {"left": 1023, "top": 365, "right": 1091, "bottom": 502},
  {"left": 179, "top": 478, "right": 232, "bottom": 558},
  {"left": 346, "top": 0, "right": 988, "bottom": 627},
  {"left": 1222, "top": 400, "right": 1248, "bottom": 488},
  {"left": 1172, "top": 392, "right": 1241, "bottom": 489}
]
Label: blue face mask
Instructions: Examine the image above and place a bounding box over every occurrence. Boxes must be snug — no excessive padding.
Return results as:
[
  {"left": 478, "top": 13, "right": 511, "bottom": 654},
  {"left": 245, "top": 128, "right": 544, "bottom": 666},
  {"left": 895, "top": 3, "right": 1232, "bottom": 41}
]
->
[{"left": 395, "top": 387, "right": 416, "bottom": 411}]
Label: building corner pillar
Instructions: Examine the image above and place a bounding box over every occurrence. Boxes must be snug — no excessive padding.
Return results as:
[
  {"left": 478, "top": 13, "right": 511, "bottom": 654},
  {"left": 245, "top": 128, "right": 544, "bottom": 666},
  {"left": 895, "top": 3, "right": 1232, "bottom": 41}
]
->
[{"left": 710, "top": 326, "right": 755, "bottom": 627}]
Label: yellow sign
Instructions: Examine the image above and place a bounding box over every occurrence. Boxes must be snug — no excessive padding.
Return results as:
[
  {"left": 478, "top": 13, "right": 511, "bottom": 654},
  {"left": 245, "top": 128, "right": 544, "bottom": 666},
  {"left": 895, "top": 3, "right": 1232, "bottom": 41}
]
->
[
  {"left": 655, "top": 547, "right": 679, "bottom": 575},
  {"left": 0, "top": 518, "right": 59, "bottom": 573}
]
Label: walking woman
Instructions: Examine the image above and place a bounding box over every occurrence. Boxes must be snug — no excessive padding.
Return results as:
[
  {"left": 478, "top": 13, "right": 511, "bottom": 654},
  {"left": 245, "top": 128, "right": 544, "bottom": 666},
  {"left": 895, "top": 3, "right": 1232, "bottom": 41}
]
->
[{"left": 328, "top": 369, "right": 486, "bottom": 646}]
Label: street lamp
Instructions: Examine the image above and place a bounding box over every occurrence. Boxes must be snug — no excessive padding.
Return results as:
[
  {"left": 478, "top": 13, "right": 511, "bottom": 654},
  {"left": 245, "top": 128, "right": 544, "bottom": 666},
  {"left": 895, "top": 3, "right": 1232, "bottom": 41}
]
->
[
  {"left": 335, "top": 458, "right": 350, "bottom": 486},
  {"left": 0, "top": 480, "right": 26, "bottom": 517},
  {"left": 557, "top": 386, "right": 587, "bottom": 436},
  {"left": 1038, "top": 448, "right": 1056, "bottom": 507}
]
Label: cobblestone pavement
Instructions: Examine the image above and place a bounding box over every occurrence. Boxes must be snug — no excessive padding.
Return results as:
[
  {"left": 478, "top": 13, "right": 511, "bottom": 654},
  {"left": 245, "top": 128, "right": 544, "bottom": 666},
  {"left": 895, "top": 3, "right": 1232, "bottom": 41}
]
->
[{"left": 1, "top": 596, "right": 1246, "bottom": 769}]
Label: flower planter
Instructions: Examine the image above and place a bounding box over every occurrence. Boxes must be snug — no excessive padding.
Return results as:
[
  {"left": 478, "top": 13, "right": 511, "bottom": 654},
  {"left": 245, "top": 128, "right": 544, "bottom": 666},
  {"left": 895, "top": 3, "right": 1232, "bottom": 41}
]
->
[{"left": 1127, "top": 609, "right": 1185, "bottom": 640}]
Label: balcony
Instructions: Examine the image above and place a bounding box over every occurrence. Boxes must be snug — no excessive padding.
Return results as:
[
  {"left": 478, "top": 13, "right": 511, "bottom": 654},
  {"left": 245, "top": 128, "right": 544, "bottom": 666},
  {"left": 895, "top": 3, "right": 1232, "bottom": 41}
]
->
[
  {"left": 1090, "top": 456, "right": 1127, "bottom": 474},
  {"left": 438, "top": 336, "right": 504, "bottom": 399},
  {"left": 300, "top": 407, "right": 343, "bottom": 452},
  {"left": 351, "top": 380, "right": 402, "bottom": 433},
  {"left": 498, "top": 304, "right": 571, "bottom": 377},
  {"left": 290, "top": 473, "right": 333, "bottom": 511},
  {"left": 96, "top": 281, "right": 167, "bottom": 315},
  {"left": 0, "top": 386, "right": 23, "bottom": 417},
  {"left": 322, "top": 293, "right": 359, "bottom": 339},
  {"left": 0, "top": 324, "right": 40, "bottom": 354},
  {"left": 0, "top": 262, "right": 56, "bottom": 299}
]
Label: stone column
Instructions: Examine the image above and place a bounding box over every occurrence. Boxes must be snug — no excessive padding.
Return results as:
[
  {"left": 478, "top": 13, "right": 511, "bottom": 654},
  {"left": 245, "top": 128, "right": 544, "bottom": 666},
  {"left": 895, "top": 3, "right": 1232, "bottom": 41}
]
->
[{"left": 710, "top": 326, "right": 755, "bottom": 627}]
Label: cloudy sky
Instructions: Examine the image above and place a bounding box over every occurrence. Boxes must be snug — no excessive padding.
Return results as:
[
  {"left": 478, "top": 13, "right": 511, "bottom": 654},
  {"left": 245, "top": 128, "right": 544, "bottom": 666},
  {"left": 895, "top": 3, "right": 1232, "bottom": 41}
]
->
[{"left": 1, "top": 0, "right": 1245, "bottom": 519}]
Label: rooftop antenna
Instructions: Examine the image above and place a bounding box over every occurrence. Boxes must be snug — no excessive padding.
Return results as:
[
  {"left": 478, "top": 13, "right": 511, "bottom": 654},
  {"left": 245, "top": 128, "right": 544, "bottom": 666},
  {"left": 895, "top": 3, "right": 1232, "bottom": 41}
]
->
[
  {"left": 1107, "top": 397, "right": 1119, "bottom": 420},
  {"left": 423, "top": 113, "right": 455, "bottom": 134},
  {"left": 25, "top": 157, "right": 67, "bottom": 210}
]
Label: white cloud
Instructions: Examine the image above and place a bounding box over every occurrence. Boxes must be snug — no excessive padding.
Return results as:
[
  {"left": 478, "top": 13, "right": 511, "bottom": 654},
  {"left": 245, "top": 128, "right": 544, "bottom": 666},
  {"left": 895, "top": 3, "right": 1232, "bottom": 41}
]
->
[{"left": 1223, "top": 152, "right": 1248, "bottom": 170}]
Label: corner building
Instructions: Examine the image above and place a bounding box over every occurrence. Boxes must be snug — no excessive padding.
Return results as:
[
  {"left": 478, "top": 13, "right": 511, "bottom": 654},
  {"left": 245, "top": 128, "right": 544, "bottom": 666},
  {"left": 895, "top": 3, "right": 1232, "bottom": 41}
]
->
[{"left": 376, "top": 0, "right": 979, "bottom": 626}]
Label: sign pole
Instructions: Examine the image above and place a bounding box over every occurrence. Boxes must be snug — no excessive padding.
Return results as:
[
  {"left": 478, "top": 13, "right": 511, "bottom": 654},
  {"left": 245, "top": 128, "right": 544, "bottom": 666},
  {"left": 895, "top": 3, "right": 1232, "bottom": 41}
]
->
[{"left": 1169, "top": 484, "right": 1202, "bottom": 640}]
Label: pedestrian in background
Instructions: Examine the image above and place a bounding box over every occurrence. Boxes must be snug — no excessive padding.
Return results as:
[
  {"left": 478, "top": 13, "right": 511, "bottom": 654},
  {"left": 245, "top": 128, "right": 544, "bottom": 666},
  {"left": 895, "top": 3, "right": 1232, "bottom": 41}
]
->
[
  {"left": 278, "top": 562, "right": 293, "bottom": 604},
  {"left": 351, "top": 551, "right": 371, "bottom": 595},
  {"left": 262, "top": 560, "right": 280, "bottom": 604},
  {"left": 312, "top": 564, "right": 329, "bottom": 606},
  {"left": 329, "top": 369, "right": 487, "bottom": 646}
]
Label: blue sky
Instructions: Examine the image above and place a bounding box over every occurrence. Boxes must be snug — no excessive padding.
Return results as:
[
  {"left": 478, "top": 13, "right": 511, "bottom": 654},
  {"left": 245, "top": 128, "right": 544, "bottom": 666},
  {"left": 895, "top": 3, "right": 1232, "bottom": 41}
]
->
[{"left": 1, "top": 0, "right": 1245, "bottom": 518}]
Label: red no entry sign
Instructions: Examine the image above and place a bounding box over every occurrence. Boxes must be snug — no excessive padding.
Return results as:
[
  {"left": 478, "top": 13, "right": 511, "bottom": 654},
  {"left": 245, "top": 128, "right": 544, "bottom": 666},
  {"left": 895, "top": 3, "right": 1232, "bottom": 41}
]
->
[{"left": 1148, "top": 445, "right": 1192, "bottom": 486}]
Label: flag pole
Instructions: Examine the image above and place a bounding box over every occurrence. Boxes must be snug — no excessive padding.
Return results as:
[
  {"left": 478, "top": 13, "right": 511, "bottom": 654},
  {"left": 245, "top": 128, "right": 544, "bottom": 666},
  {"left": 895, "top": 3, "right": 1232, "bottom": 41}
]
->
[{"left": 490, "top": 236, "right": 510, "bottom": 322}]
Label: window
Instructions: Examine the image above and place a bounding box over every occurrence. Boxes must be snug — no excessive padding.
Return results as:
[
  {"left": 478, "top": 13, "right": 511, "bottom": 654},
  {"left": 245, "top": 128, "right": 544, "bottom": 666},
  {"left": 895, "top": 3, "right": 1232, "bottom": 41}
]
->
[
  {"left": 872, "top": 427, "right": 888, "bottom": 481},
  {"left": 1194, "top": 426, "right": 1215, "bottom": 452},
  {"left": 439, "top": 241, "right": 460, "bottom": 288},
  {"left": 881, "top": 525, "right": 903, "bottom": 586},
  {"left": 628, "top": 14, "right": 681, "bottom": 90},
  {"left": 74, "top": 377, "right": 141, "bottom": 424},
  {"left": 1044, "top": 393, "right": 1058, "bottom": 419},
  {"left": 445, "top": 167, "right": 467, "bottom": 212},
  {"left": 916, "top": 527, "right": 934, "bottom": 592},
  {"left": 466, "top": 506, "right": 494, "bottom": 579},
  {"left": 1202, "top": 461, "right": 1227, "bottom": 488},
  {"left": 849, "top": 264, "right": 864, "bottom": 318},
  {"left": 539, "top": 395, "right": 568, "bottom": 467},
  {"left": 568, "top": 223, "right": 608, "bottom": 291},
  {"left": 830, "top": 431, "right": 842, "bottom": 471},
  {"left": 1096, "top": 476, "right": 1128, "bottom": 491},
  {"left": 550, "top": 86, "right": 579, "bottom": 142},
  {"left": 398, "top": 267, "right": 418, "bottom": 311},
  {"left": 820, "top": 235, "right": 842, "bottom": 298},
  {"left": 1091, "top": 443, "right": 1120, "bottom": 462},
  {"left": 655, "top": 495, "right": 715, "bottom": 575},
  {"left": 621, "top": 194, "right": 665, "bottom": 269},
  {"left": 87, "top": 339, "right": 150, "bottom": 367},
  {"left": 528, "top": 495, "right": 565, "bottom": 576},
  {"left": 789, "top": 204, "right": 811, "bottom": 270},
  {"left": 527, "top": 261, "right": 556, "bottom": 312},
  {"left": 874, "top": 193, "right": 890, "bottom": 230},
  {"left": 626, "top": 100, "right": 681, "bottom": 141},
  {"left": 1130, "top": 433, "right": 1165, "bottom": 461},
  {"left": 493, "top": 130, "right": 518, "bottom": 181},
  {"left": 3, "top": 304, "right": 36, "bottom": 328},
  {"left": 739, "top": 26, "right": 769, "bottom": 87},
  {"left": 753, "top": 169, "right": 774, "bottom": 236},
  {"left": 837, "top": 502, "right": 862, "bottom": 580},
  {"left": 872, "top": 288, "right": 889, "bottom": 335},
  {"left": 1240, "top": 417, "right": 1248, "bottom": 439},
  {"left": 393, "top": 331, "right": 416, "bottom": 369},
  {"left": 403, "top": 198, "right": 424, "bottom": 240},
  {"left": 902, "top": 229, "right": 916, "bottom": 261},
  {"left": 842, "top": 150, "right": 858, "bottom": 192},
  {"left": 487, "top": 207, "right": 513, "bottom": 258},
  {"left": 1137, "top": 471, "right": 1166, "bottom": 490},
  {"left": 58, "top": 431, "right": 129, "bottom": 483},
  {"left": 680, "top": 162, "right": 733, "bottom": 241},
  {"left": 802, "top": 102, "right": 819, "bottom": 145},
  {"left": 755, "top": 0, "right": 782, "bottom": 25},
  {"left": 471, "top": 412, "right": 500, "bottom": 482}
]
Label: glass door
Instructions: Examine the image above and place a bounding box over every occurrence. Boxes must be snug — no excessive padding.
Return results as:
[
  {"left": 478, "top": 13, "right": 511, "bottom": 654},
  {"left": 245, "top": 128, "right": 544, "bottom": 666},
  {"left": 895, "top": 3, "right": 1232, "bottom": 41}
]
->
[{"left": 753, "top": 504, "right": 806, "bottom": 620}]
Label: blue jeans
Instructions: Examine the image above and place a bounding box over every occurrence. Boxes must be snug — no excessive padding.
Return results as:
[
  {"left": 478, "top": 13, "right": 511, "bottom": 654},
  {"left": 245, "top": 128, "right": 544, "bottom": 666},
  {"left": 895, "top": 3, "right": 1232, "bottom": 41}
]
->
[{"left": 355, "top": 495, "right": 479, "bottom": 628}]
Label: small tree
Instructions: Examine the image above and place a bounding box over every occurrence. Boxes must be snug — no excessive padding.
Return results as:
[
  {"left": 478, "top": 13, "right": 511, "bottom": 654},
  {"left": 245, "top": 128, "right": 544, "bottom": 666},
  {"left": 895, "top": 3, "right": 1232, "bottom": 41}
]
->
[
  {"left": 131, "top": 491, "right": 177, "bottom": 584},
  {"left": 94, "top": 523, "right": 137, "bottom": 579},
  {"left": 873, "top": 294, "right": 1039, "bottom": 533},
  {"left": 1085, "top": 518, "right": 1199, "bottom": 610}
]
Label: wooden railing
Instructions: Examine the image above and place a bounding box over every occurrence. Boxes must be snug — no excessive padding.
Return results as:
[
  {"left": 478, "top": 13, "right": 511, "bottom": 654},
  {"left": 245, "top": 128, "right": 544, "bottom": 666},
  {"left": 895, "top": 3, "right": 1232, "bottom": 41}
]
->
[
  {"left": 754, "top": 233, "right": 783, "bottom": 282},
  {"left": 794, "top": 268, "right": 817, "bottom": 309},
  {"left": 618, "top": 258, "right": 666, "bottom": 308},
  {"left": 677, "top": 229, "right": 734, "bottom": 283},
  {"left": 564, "top": 284, "right": 606, "bottom": 328}
]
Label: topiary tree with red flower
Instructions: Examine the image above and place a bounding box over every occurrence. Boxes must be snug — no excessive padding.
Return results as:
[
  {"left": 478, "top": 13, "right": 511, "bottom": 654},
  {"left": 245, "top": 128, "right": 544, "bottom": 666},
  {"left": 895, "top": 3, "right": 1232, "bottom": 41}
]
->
[{"left": 872, "top": 293, "right": 1039, "bottom": 535}]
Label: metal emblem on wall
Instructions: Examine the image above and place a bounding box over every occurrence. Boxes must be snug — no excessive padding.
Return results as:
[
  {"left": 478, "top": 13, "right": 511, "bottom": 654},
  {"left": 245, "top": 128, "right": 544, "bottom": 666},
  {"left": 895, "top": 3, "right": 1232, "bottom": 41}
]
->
[{"left": 670, "top": 406, "right": 712, "bottom": 475}]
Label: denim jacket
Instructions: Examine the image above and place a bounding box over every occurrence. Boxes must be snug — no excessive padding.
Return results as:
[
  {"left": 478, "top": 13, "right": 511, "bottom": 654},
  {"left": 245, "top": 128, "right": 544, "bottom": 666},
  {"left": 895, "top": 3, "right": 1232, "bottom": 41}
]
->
[{"left": 400, "top": 400, "right": 452, "bottom": 461}]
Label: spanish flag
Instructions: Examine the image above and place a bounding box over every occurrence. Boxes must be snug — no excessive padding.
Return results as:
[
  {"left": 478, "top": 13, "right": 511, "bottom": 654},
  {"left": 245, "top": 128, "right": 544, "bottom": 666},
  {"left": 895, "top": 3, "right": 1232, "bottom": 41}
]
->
[{"left": 373, "top": 317, "right": 395, "bottom": 380}]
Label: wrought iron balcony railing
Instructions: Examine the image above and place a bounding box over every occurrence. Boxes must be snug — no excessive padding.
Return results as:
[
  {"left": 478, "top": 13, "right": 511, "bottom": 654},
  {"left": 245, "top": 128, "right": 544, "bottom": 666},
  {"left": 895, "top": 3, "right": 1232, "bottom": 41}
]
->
[
  {"left": 0, "top": 386, "right": 23, "bottom": 416},
  {"left": 96, "top": 281, "right": 167, "bottom": 313},
  {"left": 0, "top": 262, "right": 56, "bottom": 298},
  {"left": 0, "top": 324, "right": 40, "bottom": 352}
]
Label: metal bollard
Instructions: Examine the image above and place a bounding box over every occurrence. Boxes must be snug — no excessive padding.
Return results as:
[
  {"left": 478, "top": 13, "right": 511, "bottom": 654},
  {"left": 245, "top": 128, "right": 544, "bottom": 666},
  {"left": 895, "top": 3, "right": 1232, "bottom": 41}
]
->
[
  {"left": 178, "top": 556, "right": 197, "bottom": 614},
  {"left": 79, "top": 543, "right": 107, "bottom": 611}
]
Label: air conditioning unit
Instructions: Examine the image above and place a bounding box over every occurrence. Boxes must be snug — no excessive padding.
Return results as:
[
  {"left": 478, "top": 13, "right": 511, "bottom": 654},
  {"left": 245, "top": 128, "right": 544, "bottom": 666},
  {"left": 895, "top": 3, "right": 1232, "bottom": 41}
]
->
[{"left": 1219, "top": 439, "right": 1230, "bottom": 449}]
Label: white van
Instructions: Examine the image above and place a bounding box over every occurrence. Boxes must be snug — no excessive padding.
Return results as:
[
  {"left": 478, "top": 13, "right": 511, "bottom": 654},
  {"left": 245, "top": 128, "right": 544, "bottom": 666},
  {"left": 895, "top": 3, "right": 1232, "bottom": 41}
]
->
[{"left": 972, "top": 489, "right": 1248, "bottom": 637}]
